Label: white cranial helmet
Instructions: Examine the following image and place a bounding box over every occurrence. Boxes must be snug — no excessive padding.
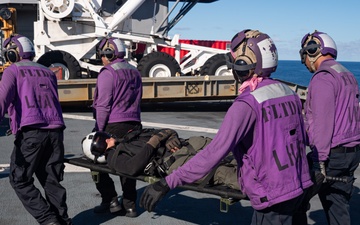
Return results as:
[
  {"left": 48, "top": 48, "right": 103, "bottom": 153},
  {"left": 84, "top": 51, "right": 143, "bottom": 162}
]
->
[{"left": 81, "top": 132, "right": 107, "bottom": 164}]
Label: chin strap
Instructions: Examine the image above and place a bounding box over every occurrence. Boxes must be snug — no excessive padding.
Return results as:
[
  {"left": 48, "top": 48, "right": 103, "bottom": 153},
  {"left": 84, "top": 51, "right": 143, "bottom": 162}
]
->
[{"left": 307, "top": 54, "right": 321, "bottom": 72}]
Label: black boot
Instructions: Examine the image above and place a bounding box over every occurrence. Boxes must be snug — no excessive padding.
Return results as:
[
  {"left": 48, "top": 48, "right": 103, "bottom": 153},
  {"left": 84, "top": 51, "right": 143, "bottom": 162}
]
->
[
  {"left": 120, "top": 201, "right": 137, "bottom": 217},
  {"left": 45, "top": 222, "right": 61, "bottom": 225},
  {"left": 59, "top": 217, "right": 74, "bottom": 225},
  {"left": 93, "top": 197, "right": 122, "bottom": 214},
  {"left": 124, "top": 208, "right": 137, "bottom": 218}
]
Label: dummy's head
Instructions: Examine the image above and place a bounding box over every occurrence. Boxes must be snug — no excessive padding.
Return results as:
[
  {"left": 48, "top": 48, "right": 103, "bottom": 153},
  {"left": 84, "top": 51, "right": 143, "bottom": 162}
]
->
[
  {"left": 226, "top": 29, "right": 278, "bottom": 83},
  {"left": 81, "top": 132, "right": 113, "bottom": 163},
  {"left": 3, "top": 34, "right": 35, "bottom": 63},
  {"left": 97, "top": 37, "right": 126, "bottom": 61},
  {"left": 299, "top": 30, "right": 337, "bottom": 72}
]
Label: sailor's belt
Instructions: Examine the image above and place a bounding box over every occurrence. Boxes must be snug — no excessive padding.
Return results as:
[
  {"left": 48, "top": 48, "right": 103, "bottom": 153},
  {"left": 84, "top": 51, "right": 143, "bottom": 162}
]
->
[{"left": 331, "top": 146, "right": 360, "bottom": 153}]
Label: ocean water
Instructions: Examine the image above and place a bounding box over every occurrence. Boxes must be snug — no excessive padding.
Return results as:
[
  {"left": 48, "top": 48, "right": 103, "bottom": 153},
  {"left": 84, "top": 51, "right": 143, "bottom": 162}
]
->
[{"left": 272, "top": 60, "right": 360, "bottom": 87}]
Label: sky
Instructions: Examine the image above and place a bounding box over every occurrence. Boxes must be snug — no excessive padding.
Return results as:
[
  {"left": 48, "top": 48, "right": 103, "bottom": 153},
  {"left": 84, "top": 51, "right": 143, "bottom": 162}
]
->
[{"left": 168, "top": 0, "right": 360, "bottom": 62}]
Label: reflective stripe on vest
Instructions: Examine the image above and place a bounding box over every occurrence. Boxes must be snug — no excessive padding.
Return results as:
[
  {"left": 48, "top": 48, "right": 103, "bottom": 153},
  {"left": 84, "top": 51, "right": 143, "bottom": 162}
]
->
[{"left": 251, "top": 82, "right": 295, "bottom": 103}]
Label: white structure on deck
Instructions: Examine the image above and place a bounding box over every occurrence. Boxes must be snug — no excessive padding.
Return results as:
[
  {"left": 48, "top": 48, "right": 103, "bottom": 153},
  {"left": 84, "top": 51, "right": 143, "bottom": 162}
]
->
[{"left": 1, "top": 0, "right": 231, "bottom": 80}]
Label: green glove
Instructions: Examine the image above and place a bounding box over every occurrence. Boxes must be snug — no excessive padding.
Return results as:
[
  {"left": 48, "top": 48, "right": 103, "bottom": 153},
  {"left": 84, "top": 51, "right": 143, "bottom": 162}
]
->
[
  {"left": 165, "top": 133, "right": 182, "bottom": 151},
  {"left": 147, "top": 129, "right": 177, "bottom": 148}
]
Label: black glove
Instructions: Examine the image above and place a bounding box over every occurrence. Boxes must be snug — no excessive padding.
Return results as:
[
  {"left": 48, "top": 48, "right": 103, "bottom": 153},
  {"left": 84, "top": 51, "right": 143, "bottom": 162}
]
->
[
  {"left": 140, "top": 178, "right": 170, "bottom": 212},
  {"left": 306, "top": 151, "right": 326, "bottom": 184},
  {"left": 165, "top": 133, "right": 182, "bottom": 151},
  {"left": 307, "top": 161, "right": 326, "bottom": 198},
  {"left": 147, "top": 129, "right": 177, "bottom": 149},
  {"left": 312, "top": 161, "right": 326, "bottom": 184}
]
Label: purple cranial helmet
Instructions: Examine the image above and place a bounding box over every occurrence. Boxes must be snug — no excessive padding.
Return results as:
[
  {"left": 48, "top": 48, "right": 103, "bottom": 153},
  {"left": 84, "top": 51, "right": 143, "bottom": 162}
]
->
[
  {"left": 3, "top": 34, "right": 35, "bottom": 63},
  {"left": 97, "top": 37, "right": 126, "bottom": 60},
  {"left": 226, "top": 29, "right": 278, "bottom": 83},
  {"left": 300, "top": 30, "right": 337, "bottom": 64}
]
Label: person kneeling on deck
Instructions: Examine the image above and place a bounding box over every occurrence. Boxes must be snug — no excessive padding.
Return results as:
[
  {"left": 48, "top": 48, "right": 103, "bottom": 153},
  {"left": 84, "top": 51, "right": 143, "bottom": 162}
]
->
[{"left": 139, "top": 29, "right": 312, "bottom": 225}]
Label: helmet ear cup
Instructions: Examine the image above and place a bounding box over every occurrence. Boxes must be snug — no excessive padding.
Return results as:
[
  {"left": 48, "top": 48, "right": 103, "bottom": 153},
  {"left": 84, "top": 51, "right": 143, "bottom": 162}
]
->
[
  {"left": 97, "top": 39, "right": 116, "bottom": 61},
  {"left": 232, "top": 55, "right": 254, "bottom": 82},
  {"left": 102, "top": 40, "right": 115, "bottom": 61},
  {"left": 102, "top": 47, "right": 115, "bottom": 61},
  {"left": 305, "top": 39, "right": 321, "bottom": 57},
  {"left": 4, "top": 48, "right": 19, "bottom": 63}
]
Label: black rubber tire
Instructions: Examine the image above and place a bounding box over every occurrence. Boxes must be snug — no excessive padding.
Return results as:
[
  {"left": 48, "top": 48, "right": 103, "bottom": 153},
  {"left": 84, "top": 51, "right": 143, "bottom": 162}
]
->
[
  {"left": 199, "top": 53, "right": 230, "bottom": 76},
  {"left": 37, "top": 50, "right": 82, "bottom": 80},
  {"left": 137, "top": 52, "right": 181, "bottom": 77}
]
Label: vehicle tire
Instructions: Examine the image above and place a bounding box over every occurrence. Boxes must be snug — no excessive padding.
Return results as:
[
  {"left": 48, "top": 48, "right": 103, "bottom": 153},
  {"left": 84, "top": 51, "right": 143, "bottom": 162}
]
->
[
  {"left": 37, "top": 50, "right": 82, "bottom": 80},
  {"left": 199, "top": 53, "right": 232, "bottom": 76},
  {"left": 137, "top": 52, "right": 181, "bottom": 77}
]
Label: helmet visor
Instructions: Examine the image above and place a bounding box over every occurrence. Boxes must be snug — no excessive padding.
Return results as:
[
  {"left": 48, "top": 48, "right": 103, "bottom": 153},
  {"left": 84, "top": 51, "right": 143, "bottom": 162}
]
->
[{"left": 91, "top": 132, "right": 111, "bottom": 156}]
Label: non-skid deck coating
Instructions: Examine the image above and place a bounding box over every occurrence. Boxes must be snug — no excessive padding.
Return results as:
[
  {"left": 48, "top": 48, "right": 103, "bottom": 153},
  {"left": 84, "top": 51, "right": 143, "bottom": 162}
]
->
[{"left": 0, "top": 102, "right": 359, "bottom": 225}]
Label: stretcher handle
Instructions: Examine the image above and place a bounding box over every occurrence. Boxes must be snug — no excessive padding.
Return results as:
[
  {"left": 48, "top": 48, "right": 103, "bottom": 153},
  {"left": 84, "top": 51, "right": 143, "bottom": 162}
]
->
[{"left": 325, "top": 175, "right": 349, "bottom": 183}]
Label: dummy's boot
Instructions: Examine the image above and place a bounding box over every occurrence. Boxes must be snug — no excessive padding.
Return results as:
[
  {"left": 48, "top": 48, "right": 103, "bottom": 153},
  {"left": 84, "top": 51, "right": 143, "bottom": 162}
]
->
[
  {"left": 124, "top": 208, "right": 137, "bottom": 218},
  {"left": 59, "top": 217, "right": 74, "bottom": 225},
  {"left": 45, "top": 222, "right": 61, "bottom": 225},
  {"left": 93, "top": 197, "right": 122, "bottom": 214},
  {"left": 120, "top": 200, "right": 137, "bottom": 217}
]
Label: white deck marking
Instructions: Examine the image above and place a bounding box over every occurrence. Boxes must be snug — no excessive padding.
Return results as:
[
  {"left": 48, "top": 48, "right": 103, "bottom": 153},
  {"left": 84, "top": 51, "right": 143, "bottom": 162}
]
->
[
  {"left": 0, "top": 164, "right": 9, "bottom": 173},
  {"left": 62, "top": 114, "right": 219, "bottom": 134},
  {"left": 0, "top": 114, "right": 219, "bottom": 175},
  {"left": 0, "top": 163, "right": 90, "bottom": 174}
]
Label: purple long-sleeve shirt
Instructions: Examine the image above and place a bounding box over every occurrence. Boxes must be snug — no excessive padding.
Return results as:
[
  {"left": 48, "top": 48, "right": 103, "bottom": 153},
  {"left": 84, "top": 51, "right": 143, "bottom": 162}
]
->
[
  {"left": 166, "top": 100, "right": 255, "bottom": 188},
  {"left": 166, "top": 79, "right": 312, "bottom": 210},
  {"left": 305, "top": 70, "right": 335, "bottom": 161},
  {"left": 93, "top": 58, "right": 142, "bottom": 131},
  {"left": 305, "top": 59, "right": 360, "bottom": 161},
  {"left": 0, "top": 60, "right": 64, "bottom": 133},
  {"left": 94, "top": 68, "right": 113, "bottom": 130}
]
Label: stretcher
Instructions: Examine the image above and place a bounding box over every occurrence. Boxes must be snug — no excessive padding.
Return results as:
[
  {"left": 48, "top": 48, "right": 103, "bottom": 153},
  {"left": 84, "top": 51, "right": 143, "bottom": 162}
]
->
[{"left": 64, "top": 156, "right": 248, "bottom": 212}]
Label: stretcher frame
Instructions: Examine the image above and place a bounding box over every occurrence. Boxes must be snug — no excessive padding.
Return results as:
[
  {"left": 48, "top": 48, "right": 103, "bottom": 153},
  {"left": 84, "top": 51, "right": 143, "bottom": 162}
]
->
[{"left": 65, "top": 156, "right": 248, "bottom": 212}]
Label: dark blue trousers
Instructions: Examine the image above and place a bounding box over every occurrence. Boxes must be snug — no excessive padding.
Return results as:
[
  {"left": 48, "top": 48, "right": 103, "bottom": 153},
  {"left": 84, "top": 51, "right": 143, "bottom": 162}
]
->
[
  {"left": 93, "top": 121, "right": 141, "bottom": 210},
  {"left": 9, "top": 128, "right": 70, "bottom": 225},
  {"left": 252, "top": 191, "right": 306, "bottom": 225},
  {"left": 317, "top": 149, "right": 360, "bottom": 225},
  {"left": 293, "top": 147, "right": 360, "bottom": 225}
]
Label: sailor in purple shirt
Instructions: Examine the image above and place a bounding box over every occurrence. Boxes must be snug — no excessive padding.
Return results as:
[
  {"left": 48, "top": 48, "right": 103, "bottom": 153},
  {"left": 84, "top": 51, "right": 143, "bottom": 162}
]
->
[
  {"left": 294, "top": 30, "right": 360, "bottom": 225},
  {"left": 0, "top": 34, "right": 71, "bottom": 225},
  {"left": 91, "top": 37, "right": 142, "bottom": 217},
  {"left": 140, "top": 30, "right": 312, "bottom": 225}
]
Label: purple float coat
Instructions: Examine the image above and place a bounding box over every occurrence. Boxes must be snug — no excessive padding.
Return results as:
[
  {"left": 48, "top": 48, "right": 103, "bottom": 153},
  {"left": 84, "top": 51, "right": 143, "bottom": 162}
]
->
[
  {"left": 305, "top": 58, "right": 360, "bottom": 161},
  {"left": 0, "top": 60, "right": 65, "bottom": 134},
  {"left": 166, "top": 79, "right": 312, "bottom": 210},
  {"left": 93, "top": 58, "right": 142, "bottom": 131}
]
